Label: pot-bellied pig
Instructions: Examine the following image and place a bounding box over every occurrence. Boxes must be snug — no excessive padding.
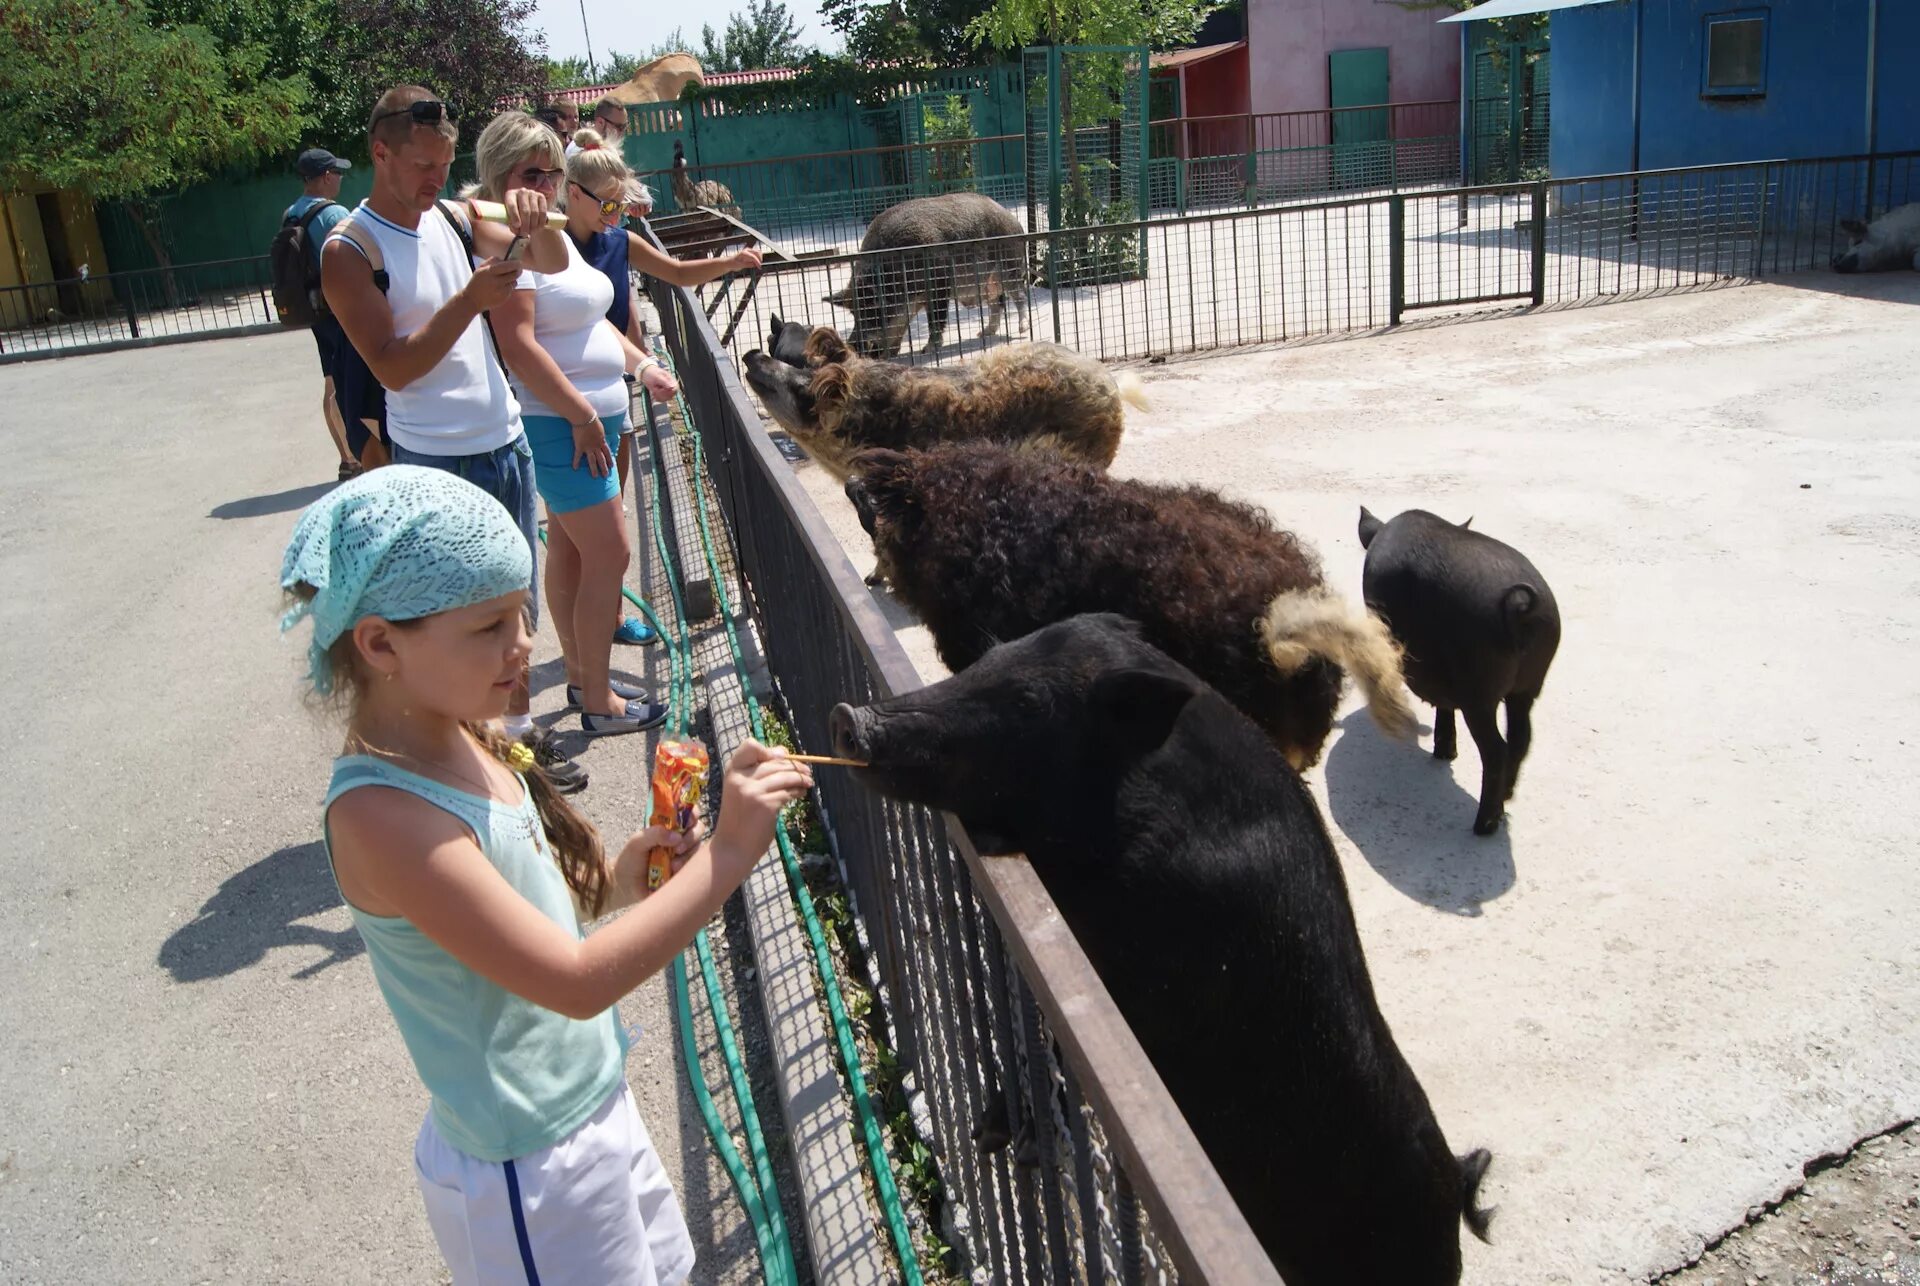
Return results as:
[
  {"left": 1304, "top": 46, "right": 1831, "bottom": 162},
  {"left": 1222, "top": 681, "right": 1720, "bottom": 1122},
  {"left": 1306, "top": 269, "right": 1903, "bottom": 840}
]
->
[
  {"left": 742, "top": 327, "right": 1142, "bottom": 482},
  {"left": 824, "top": 192, "right": 1029, "bottom": 357},
  {"left": 828, "top": 614, "right": 1494, "bottom": 1285},
  {"left": 1832, "top": 203, "right": 1920, "bottom": 273},
  {"left": 1357, "top": 507, "right": 1561, "bottom": 835},
  {"left": 845, "top": 443, "right": 1415, "bottom": 769}
]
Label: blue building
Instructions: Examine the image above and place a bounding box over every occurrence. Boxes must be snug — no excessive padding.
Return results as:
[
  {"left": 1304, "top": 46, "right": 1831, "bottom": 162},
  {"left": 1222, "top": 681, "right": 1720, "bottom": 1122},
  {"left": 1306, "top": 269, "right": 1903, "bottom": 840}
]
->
[{"left": 1449, "top": 0, "right": 1919, "bottom": 177}]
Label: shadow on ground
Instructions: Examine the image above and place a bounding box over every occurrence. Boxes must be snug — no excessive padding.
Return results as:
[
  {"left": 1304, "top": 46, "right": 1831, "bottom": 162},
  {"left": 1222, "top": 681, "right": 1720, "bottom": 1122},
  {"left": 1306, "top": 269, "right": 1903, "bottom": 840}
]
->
[
  {"left": 210, "top": 482, "right": 334, "bottom": 521},
  {"left": 158, "top": 840, "right": 363, "bottom": 982},
  {"left": 1322, "top": 711, "right": 1515, "bottom": 916}
]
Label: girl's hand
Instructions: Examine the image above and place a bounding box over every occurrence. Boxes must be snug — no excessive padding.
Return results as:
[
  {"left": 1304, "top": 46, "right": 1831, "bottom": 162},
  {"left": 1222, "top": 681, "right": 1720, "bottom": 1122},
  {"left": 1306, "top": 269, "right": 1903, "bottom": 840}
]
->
[
  {"left": 710, "top": 742, "right": 813, "bottom": 874},
  {"left": 639, "top": 360, "right": 678, "bottom": 401},
  {"left": 729, "top": 246, "right": 764, "bottom": 274},
  {"left": 571, "top": 416, "right": 612, "bottom": 477},
  {"left": 611, "top": 823, "right": 704, "bottom": 902}
]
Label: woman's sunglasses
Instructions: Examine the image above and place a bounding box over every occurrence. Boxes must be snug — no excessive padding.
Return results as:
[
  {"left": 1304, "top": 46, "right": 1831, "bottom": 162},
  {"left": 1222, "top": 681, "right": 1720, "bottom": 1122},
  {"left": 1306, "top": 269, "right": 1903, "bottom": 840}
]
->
[
  {"left": 570, "top": 181, "right": 624, "bottom": 218},
  {"left": 517, "top": 166, "right": 563, "bottom": 187},
  {"left": 372, "top": 99, "right": 456, "bottom": 127}
]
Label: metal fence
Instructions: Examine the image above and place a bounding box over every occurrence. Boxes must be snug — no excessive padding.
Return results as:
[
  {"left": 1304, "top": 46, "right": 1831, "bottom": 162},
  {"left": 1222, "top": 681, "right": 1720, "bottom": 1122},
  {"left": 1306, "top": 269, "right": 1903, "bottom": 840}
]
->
[
  {"left": 0, "top": 256, "right": 277, "bottom": 360},
  {"left": 647, "top": 263, "right": 1281, "bottom": 1285},
  {"left": 717, "top": 150, "right": 1920, "bottom": 374},
  {"left": 638, "top": 134, "right": 1029, "bottom": 256},
  {"left": 1149, "top": 102, "right": 1462, "bottom": 214}
]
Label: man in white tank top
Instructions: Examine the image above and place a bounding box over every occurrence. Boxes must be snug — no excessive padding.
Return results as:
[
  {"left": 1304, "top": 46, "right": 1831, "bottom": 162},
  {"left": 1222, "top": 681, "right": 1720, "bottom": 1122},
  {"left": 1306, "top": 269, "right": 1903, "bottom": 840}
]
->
[{"left": 322, "top": 85, "right": 587, "bottom": 786}]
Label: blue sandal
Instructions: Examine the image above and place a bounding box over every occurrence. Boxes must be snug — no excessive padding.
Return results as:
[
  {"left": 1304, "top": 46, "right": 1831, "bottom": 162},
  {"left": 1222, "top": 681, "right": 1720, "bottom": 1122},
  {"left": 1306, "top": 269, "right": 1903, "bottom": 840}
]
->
[{"left": 615, "top": 615, "right": 659, "bottom": 646}]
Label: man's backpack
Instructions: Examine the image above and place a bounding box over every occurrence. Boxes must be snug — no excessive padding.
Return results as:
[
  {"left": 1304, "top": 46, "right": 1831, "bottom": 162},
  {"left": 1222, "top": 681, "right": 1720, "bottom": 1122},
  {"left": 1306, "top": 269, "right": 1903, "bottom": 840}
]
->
[{"left": 270, "top": 200, "right": 336, "bottom": 326}]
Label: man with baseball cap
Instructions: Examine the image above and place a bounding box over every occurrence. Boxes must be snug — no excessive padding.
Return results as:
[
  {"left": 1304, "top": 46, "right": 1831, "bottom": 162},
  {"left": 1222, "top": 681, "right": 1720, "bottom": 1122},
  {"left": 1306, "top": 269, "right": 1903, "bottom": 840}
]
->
[{"left": 285, "top": 148, "right": 358, "bottom": 478}]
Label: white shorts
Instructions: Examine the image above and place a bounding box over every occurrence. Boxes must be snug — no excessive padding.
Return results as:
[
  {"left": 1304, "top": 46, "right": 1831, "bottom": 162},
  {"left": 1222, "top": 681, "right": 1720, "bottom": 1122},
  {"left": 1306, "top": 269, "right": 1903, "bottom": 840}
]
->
[{"left": 414, "top": 1082, "right": 695, "bottom": 1286}]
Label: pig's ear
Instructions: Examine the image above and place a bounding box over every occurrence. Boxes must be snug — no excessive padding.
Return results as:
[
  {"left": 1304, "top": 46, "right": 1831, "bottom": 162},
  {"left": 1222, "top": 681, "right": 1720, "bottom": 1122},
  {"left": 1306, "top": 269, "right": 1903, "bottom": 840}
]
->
[
  {"left": 806, "top": 326, "right": 851, "bottom": 365},
  {"left": 1459, "top": 515, "right": 1473, "bottom": 530},
  {"left": 768, "top": 312, "right": 784, "bottom": 334},
  {"left": 1357, "top": 506, "right": 1383, "bottom": 549},
  {"left": 1839, "top": 219, "right": 1870, "bottom": 242},
  {"left": 810, "top": 362, "right": 852, "bottom": 428},
  {"left": 1089, "top": 667, "right": 1196, "bottom": 752},
  {"left": 850, "top": 449, "right": 918, "bottom": 521}
]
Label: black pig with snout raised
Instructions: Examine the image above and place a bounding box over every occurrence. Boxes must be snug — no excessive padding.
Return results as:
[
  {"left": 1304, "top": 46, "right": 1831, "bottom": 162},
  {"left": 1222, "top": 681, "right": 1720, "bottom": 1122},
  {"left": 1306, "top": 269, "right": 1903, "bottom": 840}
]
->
[
  {"left": 829, "top": 614, "right": 1493, "bottom": 1286},
  {"left": 1357, "top": 507, "right": 1561, "bottom": 835}
]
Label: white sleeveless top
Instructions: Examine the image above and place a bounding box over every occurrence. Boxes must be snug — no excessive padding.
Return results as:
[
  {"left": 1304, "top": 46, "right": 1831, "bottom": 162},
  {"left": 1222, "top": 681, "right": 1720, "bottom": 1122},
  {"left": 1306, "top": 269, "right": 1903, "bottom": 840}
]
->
[
  {"left": 346, "top": 203, "right": 524, "bottom": 456},
  {"left": 511, "top": 235, "right": 629, "bottom": 422}
]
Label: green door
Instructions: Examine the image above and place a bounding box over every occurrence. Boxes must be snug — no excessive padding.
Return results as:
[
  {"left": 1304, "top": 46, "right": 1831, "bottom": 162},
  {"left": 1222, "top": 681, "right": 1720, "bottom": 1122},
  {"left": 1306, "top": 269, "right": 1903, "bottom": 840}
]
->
[{"left": 1329, "top": 47, "right": 1390, "bottom": 190}]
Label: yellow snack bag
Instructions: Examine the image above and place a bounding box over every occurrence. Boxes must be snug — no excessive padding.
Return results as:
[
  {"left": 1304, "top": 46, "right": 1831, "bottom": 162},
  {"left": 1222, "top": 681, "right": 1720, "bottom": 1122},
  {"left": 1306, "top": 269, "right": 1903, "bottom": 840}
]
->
[{"left": 646, "top": 739, "right": 710, "bottom": 891}]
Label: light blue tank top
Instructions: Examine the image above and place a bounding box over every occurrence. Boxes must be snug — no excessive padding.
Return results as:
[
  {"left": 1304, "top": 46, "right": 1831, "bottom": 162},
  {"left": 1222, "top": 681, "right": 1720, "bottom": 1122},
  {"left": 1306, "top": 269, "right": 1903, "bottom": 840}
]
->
[{"left": 323, "top": 755, "right": 627, "bottom": 1162}]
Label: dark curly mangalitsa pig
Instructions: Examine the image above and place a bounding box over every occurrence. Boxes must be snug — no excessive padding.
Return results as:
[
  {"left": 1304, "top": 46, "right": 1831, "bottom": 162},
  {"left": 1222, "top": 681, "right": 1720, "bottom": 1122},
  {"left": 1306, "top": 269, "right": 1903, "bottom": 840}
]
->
[
  {"left": 1357, "top": 507, "right": 1561, "bottom": 835},
  {"left": 742, "top": 326, "right": 1143, "bottom": 482},
  {"left": 845, "top": 443, "right": 1416, "bottom": 770},
  {"left": 825, "top": 192, "right": 1029, "bottom": 357},
  {"left": 828, "top": 614, "right": 1493, "bottom": 1285}
]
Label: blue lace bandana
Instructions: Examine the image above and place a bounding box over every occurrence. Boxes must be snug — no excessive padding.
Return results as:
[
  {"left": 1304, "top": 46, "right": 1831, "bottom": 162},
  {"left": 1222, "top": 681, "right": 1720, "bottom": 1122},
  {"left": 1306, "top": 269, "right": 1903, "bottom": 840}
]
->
[{"left": 279, "top": 466, "right": 533, "bottom": 692}]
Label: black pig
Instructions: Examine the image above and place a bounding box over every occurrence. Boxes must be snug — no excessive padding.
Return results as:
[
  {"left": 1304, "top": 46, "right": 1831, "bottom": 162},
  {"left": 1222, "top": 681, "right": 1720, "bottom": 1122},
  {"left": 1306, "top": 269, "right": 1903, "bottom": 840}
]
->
[
  {"left": 1357, "top": 507, "right": 1561, "bottom": 835},
  {"left": 829, "top": 614, "right": 1493, "bottom": 1286},
  {"left": 765, "top": 313, "right": 812, "bottom": 368}
]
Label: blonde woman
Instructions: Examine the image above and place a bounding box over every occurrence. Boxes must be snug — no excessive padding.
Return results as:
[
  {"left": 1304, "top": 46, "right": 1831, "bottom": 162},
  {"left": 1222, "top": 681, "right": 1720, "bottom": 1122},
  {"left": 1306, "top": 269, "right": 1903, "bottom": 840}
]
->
[
  {"left": 468, "top": 111, "right": 670, "bottom": 735},
  {"left": 564, "top": 130, "right": 762, "bottom": 627}
]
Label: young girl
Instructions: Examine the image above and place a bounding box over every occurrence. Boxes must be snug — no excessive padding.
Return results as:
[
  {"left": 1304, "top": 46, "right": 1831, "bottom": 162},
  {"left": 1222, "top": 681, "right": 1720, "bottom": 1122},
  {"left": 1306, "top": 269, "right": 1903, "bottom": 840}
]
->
[{"left": 281, "top": 466, "right": 813, "bottom": 1284}]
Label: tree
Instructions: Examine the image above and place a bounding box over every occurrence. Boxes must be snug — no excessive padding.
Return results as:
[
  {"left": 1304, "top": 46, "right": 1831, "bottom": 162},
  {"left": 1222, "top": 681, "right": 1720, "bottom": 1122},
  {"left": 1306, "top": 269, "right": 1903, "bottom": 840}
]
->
[
  {"left": 699, "top": 0, "right": 809, "bottom": 73},
  {"left": 144, "top": 0, "right": 361, "bottom": 152},
  {"left": 820, "top": 0, "right": 986, "bottom": 66},
  {"left": 965, "top": 0, "right": 1218, "bottom": 52},
  {"left": 544, "top": 54, "right": 595, "bottom": 87},
  {"left": 0, "top": 0, "right": 306, "bottom": 198},
  {"left": 331, "top": 0, "right": 548, "bottom": 147}
]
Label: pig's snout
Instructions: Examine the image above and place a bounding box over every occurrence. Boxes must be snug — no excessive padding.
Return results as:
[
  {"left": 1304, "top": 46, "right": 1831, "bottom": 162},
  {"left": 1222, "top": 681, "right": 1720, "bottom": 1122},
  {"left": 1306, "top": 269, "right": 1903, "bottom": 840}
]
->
[
  {"left": 828, "top": 703, "right": 872, "bottom": 762},
  {"left": 1832, "top": 252, "right": 1860, "bottom": 273},
  {"left": 845, "top": 479, "right": 878, "bottom": 536}
]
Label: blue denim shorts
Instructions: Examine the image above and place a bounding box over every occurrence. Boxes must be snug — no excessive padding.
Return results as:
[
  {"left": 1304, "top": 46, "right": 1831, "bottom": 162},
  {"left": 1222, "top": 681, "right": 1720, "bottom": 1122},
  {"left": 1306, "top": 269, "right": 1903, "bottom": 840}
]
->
[
  {"left": 390, "top": 433, "right": 541, "bottom": 629},
  {"left": 521, "top": 411, "right": 627, "bottom": 515}
]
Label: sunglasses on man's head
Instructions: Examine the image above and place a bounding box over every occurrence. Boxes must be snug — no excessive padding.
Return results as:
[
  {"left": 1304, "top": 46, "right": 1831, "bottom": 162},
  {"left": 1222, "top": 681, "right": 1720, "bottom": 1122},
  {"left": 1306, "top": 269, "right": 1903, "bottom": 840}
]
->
[
  {"left": 373, "top": 99, "right": 456, "bottom": 127},
  {"left": 570, "top": 181, "right": 624, "bottom": 218}
]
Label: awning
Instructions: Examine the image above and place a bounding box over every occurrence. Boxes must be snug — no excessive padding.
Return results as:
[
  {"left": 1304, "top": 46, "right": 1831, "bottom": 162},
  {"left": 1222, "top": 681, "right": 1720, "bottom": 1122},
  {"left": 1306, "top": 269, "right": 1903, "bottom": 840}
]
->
[
  {"left": 1439, "top": 0, "right": 1623, "bottom": 22},
  {"left": 1149, "top": 42, "right": 1246, "bottom": 72}
]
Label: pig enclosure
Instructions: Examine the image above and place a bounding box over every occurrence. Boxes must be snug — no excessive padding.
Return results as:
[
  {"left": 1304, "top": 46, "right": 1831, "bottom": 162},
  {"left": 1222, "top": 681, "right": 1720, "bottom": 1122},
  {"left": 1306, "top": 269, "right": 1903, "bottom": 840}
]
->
[{"left": 694, "top": 257, "right": 1920, "bottom": 1284}]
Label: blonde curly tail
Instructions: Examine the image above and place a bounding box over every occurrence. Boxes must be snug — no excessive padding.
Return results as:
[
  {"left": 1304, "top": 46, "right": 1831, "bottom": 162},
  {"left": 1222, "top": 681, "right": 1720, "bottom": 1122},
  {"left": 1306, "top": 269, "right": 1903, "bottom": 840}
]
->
[{"left": 1259, "top": 587, "right": 1417, "bottom": 742}]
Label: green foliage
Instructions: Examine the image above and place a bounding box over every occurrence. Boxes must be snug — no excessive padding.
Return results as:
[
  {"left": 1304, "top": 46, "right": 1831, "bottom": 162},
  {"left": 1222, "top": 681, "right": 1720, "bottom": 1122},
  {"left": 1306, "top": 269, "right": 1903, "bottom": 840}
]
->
[
  {"left": 1390, "top": 0, "right": 1546, "bottom": 46},
  {"left": 821, "top": 0, "right": 991, "bottom": 65},
  {"left": 0, "top": 0, "right": 307, "bottom": 198},
  {"left": 965, "top": 0, "right": 1219, "bottom": 52},
  {"left": 921, "top": 93, "right": 975, "bottom": 182},
  {"left": 699, "top": 0, "right": 810, "bottom": 73},
  {"left": 330, "top": 0, "right": 548, "bottom": 150},
  {"left": 544, "top": 55, "right": 596, "bottom": 88}
]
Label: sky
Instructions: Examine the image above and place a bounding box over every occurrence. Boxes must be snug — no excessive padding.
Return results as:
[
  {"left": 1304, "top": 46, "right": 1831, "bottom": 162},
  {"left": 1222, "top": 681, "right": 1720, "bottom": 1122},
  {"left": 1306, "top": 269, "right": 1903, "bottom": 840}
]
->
[{"left": 528, "top": 0, "right": 844, "bottom": 70}]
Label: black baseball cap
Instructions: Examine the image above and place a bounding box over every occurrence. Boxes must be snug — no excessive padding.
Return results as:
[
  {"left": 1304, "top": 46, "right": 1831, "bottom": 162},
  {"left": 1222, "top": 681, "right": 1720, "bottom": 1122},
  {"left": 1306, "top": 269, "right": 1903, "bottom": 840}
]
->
[{"left": 296, "top": 148, "right": 352, "bottom": 178}]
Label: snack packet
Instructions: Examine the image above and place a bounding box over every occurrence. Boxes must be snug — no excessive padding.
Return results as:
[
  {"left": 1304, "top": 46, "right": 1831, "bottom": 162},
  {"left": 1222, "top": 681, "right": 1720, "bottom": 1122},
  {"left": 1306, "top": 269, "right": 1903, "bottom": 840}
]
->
[{"left": 646, "top": 739, "right": 710, "bottom": 890}]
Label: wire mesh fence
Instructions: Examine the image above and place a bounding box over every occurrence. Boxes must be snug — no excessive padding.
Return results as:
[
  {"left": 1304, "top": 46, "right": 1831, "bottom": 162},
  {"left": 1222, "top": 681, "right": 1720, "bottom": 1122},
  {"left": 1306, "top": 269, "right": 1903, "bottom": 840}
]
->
[
  {"left": 0, "top": 257, "right": 277, "bottom": 359},
  {"left": 647, "top": 252, "right": 1279, "bottom": 1285},
  {"left": 708, "top": 150, "right": 1920, "bottom": 384}
]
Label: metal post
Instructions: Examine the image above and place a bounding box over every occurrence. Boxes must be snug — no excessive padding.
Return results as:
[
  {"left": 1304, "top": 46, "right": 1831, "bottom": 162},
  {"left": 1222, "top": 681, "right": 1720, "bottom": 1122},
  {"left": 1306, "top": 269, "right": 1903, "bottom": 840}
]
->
[
  {"left": 1507, "top": 43, "right": 1524, "bottom": 181},
  {"left": 1530, "top": 181, "right": 1548, "bottom": 307},
  {"left": 1389, "top": 194, "right": 1406, "bottom": 326},
  {"left": 125, "top": 281, "right": 141, "bottom": 339}
]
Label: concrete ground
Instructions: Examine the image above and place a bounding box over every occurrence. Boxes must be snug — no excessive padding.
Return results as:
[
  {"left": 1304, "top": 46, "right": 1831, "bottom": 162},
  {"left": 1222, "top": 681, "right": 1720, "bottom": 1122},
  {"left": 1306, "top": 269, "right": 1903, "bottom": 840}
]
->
[
  {"left": 0, "top": 333, "right": 764, "bottom": 1283},
  {"left": 782, "top": 274, "right": 1920, "bottom": 1283}
]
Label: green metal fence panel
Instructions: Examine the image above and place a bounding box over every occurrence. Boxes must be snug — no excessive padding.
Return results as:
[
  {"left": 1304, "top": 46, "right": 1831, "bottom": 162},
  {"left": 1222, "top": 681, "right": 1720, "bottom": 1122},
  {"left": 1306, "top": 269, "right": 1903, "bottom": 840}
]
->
[{"left": 1470, "top": 40, "right": 1549, "bottom": 184}]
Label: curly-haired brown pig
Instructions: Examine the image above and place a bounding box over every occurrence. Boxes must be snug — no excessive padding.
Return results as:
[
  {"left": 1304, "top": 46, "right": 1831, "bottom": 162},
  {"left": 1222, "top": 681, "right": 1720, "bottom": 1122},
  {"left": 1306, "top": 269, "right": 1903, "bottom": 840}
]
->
[
  {"left": 742, "top": 326, "right": 1146, "bottom": 482},
  {"left": 846, "top": 443, "right": 1417, "bottom": 770}
]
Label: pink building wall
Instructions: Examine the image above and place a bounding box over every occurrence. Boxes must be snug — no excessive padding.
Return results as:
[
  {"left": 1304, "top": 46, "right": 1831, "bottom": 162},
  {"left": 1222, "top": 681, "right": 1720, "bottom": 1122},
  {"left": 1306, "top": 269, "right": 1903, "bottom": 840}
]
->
[{"left": 1246, "top": 0, "right": 1462, "bottom": 115}]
